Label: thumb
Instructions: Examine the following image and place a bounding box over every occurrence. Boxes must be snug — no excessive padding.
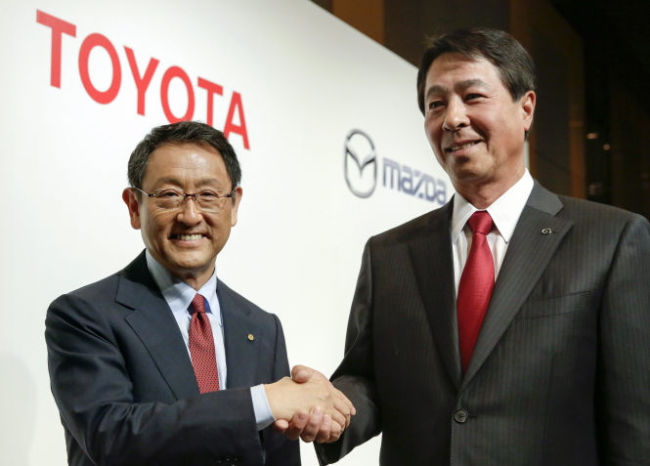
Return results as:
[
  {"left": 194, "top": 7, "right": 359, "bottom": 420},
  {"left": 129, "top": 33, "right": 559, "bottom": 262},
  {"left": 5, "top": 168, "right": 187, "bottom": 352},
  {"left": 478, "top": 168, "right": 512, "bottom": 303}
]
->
[
  {"left": 273, "top": 419, "right": 289, "bottom": 432},
  {"left": 291, "top": 364, "right": 314, "bottom": 383}
]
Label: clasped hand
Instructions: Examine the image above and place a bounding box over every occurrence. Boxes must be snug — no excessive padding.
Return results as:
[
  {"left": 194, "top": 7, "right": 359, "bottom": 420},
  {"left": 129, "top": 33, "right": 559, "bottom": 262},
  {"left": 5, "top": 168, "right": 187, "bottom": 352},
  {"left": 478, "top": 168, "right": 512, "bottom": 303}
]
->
[{"left": 265, "top": 365, "right": 355, "bottom": 443}]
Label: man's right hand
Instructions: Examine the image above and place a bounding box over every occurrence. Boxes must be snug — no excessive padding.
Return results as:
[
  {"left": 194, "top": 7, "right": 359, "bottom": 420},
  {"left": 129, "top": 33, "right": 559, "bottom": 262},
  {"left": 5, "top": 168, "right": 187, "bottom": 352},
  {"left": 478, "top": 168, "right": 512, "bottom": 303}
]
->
[{"left": 266, "top": 365, "right": 355, "bottom": 443}]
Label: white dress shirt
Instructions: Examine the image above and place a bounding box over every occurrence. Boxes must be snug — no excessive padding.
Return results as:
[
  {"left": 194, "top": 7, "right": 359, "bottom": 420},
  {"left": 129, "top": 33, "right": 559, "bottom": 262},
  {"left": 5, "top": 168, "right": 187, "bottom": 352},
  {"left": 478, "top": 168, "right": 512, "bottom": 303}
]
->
[
  {"left": 145, "top": 251, "right": 274, "bottom": 430},
  {"left": 450, "top": 170, "right": 534, "bottom": 295}
]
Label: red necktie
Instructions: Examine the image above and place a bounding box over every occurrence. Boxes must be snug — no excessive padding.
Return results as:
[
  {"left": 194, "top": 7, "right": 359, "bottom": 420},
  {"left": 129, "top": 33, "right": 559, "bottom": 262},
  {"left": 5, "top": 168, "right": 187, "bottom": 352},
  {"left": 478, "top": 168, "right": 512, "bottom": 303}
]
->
[
  {"left": 457, "top": 211, "right": 495, "bottom": 372},
  {"left": 189, "top": 294, "right": 220, "bottom": 393}
]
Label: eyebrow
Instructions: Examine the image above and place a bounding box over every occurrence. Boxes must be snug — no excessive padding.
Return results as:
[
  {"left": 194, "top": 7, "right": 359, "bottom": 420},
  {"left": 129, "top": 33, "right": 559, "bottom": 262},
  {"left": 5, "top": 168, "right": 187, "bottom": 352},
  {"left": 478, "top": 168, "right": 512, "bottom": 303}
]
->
[
  {"left": 152, "top": 177, "right": 224, "bottom": 188},
  {"left": 425, "top": 79, "right": 488, "bottom": 100}
]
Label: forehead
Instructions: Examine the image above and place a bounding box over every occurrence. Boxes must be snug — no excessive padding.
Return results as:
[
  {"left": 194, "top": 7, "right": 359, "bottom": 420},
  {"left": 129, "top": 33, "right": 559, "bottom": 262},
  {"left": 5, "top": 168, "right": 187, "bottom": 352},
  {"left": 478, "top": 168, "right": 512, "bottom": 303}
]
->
[
  {"left": 143, "top": 142, "right": 228, "bottom": 184},
  {"left": 425, "top": 52, "right": 504, "bottom": 93}
]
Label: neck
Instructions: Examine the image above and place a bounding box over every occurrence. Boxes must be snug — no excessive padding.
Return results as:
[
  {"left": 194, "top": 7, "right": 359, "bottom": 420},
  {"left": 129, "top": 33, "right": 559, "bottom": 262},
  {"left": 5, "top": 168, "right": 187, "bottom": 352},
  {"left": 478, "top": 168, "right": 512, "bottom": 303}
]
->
[
  {"left": 145, "top": 250, "right": 216, "bottom": 292},
  {"left": 176, "top": 270, "right": 213, "bottom": 291},
  {"left": 454, "top": 168, "right": 525, "bottom": 209},
  {"left": 167, "top": 263, "right": 215, "bottom": 291},
  {"left": 456, "top": 185, "right": 505, "bottom": 209}
]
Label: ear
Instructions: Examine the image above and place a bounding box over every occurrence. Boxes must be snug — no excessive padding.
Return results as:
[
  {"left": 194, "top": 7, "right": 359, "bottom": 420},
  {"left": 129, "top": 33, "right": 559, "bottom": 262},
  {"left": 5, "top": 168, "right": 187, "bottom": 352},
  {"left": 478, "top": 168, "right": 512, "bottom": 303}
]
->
[
  {"left": 229, "top": 186, "right": 243, "bottom": 227},
  {"left": 122, "top": 188, "right": 142, "bottom": 230},
  {"left": 520, "top": 90, "right": 536, "bottom": 131}
]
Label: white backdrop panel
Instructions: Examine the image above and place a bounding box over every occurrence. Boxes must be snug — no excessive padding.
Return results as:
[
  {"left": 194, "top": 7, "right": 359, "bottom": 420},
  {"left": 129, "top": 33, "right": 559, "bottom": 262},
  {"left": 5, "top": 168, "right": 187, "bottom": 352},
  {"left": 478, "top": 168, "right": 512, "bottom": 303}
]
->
[{"left": 0, "top": 1, "right": 450, "bottom": 464}]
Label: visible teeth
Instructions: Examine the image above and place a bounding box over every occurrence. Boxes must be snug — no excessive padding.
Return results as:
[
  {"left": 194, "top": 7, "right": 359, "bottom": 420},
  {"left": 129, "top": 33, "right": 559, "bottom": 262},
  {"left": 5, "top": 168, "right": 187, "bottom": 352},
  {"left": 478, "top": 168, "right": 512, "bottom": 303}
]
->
[
  {"left": 177, "top": 234, "right": 202, "bottom": 240},
  {"left": 448, "top": 141, "right": 478, "bottom": 152}
]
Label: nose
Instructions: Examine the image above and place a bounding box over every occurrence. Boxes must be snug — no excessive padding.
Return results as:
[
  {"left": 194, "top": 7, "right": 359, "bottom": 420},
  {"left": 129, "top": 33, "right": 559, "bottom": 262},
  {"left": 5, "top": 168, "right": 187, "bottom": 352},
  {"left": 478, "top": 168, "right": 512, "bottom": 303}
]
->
[
  {"left": 175, "top": 196, "right": 202, "bottom": 226},
  {"left": 442, "top": 97, "right": 469, "bottom": 131}
]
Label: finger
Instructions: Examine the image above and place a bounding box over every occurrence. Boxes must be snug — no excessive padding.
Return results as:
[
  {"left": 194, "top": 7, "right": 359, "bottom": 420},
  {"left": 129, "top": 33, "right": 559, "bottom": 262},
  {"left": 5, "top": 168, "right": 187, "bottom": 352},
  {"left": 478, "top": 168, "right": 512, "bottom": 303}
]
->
[
  {"left": 326, "top": 404, "right": 347, "bottom": 429},
  {"left": 314, "top": 414, "right": 333, "bottom": 443},
  {"left": 300, "top": 407, "right": 323, "bottom": 443},
  {"left": 332, "top": 385, "right": 356, "bottom": 416},
  {"left": 291, "top": 365, "right": 314, "bottom": 383},
  {"left": 273, "top": 419, "right": 289, "bottom": 432},
  {"left": 284, "top": 410, "right": 308, "bottom": 441},
  {"left": 326, "top": 416, "right": 343, "bottom": 443},
  {"left": 333, "top": 399, "right": 351, "bottom": 428},
  {"left": 330, "top": 393, "right": 353, "bottom": 428}
]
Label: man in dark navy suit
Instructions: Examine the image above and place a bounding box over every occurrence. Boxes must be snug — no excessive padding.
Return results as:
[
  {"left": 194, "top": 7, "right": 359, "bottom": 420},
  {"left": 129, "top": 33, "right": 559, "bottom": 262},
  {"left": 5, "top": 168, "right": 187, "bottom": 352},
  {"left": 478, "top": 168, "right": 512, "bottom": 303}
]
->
[{"left": 46, "top": 121, "right": 353, "bottom": 466}]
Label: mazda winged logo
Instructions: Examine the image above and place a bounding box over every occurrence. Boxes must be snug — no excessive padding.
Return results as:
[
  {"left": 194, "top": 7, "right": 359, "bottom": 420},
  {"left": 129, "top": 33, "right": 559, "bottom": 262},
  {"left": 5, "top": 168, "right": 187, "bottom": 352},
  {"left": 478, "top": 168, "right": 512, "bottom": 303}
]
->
[{"left": 344, "top": 129, "right": 377, "bottom": 198}]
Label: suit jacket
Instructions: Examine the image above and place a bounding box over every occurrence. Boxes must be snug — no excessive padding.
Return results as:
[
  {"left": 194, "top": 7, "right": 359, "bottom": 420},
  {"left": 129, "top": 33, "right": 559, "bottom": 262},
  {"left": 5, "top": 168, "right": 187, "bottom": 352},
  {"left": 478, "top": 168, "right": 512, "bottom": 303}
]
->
[
  {"left": 317, "top": 182, "right": 650, "bottom": 466},
  {"left": 46, "top": 251, "right": 300, "bottom": 466}
]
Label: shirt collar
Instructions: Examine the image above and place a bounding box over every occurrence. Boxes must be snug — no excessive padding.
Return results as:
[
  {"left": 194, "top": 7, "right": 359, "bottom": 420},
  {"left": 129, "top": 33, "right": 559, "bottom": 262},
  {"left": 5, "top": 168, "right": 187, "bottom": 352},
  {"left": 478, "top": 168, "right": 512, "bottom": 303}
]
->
[
  {"left": 145, "top": 250, "right": 220, "bottom": 319},
  {"left": 451, "top": 169, "right": 534, "bottom": 242}
]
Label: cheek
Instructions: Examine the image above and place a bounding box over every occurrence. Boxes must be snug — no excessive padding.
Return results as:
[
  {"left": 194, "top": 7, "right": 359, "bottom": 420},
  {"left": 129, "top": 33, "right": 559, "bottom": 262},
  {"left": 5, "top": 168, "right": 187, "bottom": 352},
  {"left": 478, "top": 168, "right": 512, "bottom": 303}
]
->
[
  {"left": 425, "top": 124, "right": 445, "bottom": 162},
  {"left": 485, "top": 107, "right": 518, "bottom": 139},
  {"left": 211, "top": 223, "right": 232, "bottom": 252},
  {"left": 424, "top": 120, "right": 440, "bottom": 146},
  {"left": 467, "top": 114, "right": 491, "bottom": 139},
  {"left": 229, "top": 209, "right": 238, "bottom": 227},
  {"left": 143, "top": 211, "right": 171, "bottom": 236},
  {"left": 206, "top": 215, "right": 230, "bottom": 236}
]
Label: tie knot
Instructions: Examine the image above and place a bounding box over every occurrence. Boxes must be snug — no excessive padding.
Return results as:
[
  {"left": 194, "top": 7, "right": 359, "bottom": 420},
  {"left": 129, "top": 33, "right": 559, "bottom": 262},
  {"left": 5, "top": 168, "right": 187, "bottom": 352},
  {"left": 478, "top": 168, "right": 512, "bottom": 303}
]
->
[
  {"left": 190, "top": 294, "right": 207, "bottom": 314},
  {"left": 468, "top": 211, "right": 493, "bottom": 235}
]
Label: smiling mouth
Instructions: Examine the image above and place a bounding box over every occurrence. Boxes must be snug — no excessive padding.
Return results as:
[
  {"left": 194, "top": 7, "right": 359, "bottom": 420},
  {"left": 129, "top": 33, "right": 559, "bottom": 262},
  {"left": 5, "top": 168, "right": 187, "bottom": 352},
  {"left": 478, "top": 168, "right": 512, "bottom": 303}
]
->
[
  {"left": 445, "top": 140, "right": 481, "bottom": 153},
  {"left": 170, "top": 234, "right": 205, "bottom": 241}
]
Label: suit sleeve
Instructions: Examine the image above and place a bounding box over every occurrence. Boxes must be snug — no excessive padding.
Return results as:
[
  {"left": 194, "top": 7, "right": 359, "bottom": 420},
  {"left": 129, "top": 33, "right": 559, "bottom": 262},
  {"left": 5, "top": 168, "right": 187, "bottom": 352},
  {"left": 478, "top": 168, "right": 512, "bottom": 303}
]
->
[
  {"left": 46, "top": 292, "right": 266, "bottom": 466},
  {"left": 598, "top": 213, "right": 650, "bottom": 464},
  {"left": 316, "top": 241, "right": 382, "bottom": 465}
]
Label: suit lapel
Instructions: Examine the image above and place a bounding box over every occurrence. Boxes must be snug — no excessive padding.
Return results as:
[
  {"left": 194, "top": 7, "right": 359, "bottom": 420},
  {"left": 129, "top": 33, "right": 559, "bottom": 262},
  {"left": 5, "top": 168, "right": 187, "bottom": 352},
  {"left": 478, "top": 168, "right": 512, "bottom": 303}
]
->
[
  {"left": 117, "top": 252, "right": 199, "bottom": 399},
  {"left": 409, "top": 202, "right": 463, "bottom": 389},
  {"left": 462, "top": 183, "right": 573, "bottom": 386},
  {"left": 218, "top": 282, "right": 263, "bottom": 389}
]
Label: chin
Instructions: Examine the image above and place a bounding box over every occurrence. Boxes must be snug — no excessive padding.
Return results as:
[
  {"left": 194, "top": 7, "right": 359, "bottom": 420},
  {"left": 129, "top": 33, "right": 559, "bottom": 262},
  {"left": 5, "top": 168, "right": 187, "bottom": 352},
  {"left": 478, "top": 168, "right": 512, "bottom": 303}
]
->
[
  {"left": 451, "top": 158, "right": 491, "bottom": 177},
  {"left": 451, "top": 165, "right": 481, "bottom": 179},
  {"left": 166, "top": 252, "right": 208, "bottom": 269}
]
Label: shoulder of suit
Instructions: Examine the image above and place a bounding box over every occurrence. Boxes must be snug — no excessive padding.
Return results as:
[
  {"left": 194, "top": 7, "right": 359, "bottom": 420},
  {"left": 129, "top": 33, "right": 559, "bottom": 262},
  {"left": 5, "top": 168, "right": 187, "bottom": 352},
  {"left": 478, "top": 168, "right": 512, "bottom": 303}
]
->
[
  {"left": 51, "top": 252, "right": 145, "bottom": 306},
  {"left": 369, "top": 205, "right": 448, "bottom": 246},
  {"left": 217, "top": 279, "right": 274, "bottom": 318},
  {"left": 555, "top": 194, "right": 647, "bottom": 227},
  {"left": 48, "top": 270, "right": 122, "bottom": 315}
]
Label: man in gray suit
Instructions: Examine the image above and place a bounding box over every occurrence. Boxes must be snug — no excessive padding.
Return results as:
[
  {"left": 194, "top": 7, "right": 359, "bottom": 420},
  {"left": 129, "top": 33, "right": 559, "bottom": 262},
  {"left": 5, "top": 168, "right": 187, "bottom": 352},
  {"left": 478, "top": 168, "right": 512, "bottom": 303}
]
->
[
  {"left": 280, "top": 29, "right": 650, "bottom": 465},
  {"left": 46, "top": 121, "right": 353, "bottom": 465}
]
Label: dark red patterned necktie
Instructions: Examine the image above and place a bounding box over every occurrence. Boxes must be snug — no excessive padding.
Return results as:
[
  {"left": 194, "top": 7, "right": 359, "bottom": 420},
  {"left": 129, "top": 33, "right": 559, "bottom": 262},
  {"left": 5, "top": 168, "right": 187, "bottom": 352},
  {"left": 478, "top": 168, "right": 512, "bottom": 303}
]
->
[
  {"left": 457, "top": 211, "right": 495, "bottom": 372},
  {"left": 189, "top": 294, "right": 220, "bottom": 393}
]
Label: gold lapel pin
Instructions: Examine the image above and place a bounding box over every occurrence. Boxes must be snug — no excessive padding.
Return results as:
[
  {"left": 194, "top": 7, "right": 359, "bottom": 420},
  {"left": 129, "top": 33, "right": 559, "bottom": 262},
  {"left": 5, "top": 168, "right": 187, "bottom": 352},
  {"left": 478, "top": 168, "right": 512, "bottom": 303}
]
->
[
  {"left": 541, "top": 227, "right": 553, "bottom": 235},
  {"left": 247, "top": 333, "right": 255, "bottom": 342}
]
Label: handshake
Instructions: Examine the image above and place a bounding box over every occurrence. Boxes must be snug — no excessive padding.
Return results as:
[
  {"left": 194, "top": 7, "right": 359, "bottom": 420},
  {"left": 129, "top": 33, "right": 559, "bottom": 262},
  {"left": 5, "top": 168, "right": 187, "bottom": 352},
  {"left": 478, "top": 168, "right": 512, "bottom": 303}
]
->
[{"left": 264, "top": 365, "right": 356, "bottom": 443}]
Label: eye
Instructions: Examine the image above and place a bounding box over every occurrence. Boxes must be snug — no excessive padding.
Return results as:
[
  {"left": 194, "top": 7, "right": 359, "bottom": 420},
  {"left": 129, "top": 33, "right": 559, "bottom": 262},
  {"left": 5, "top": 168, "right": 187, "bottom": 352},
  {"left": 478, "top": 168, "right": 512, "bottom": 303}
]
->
[
  {"left": 198, "top": 191, "right": 219, "bottom": 200},
  {"left": 156, "top": 189, "right": 182, "bottom": 199},
  {"left": 427, "top": 100, "right": 444, "bottom": 111},
  {"left": 465, "top": 93, "right": 484, "bottom": 101}
]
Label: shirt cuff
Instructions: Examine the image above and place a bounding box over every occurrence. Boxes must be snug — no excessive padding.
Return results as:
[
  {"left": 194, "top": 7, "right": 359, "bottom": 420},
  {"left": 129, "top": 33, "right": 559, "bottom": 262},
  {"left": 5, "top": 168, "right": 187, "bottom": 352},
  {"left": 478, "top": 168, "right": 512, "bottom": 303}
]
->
[{"left": 250, "top": 384, "right": 275, "bottom": 431}]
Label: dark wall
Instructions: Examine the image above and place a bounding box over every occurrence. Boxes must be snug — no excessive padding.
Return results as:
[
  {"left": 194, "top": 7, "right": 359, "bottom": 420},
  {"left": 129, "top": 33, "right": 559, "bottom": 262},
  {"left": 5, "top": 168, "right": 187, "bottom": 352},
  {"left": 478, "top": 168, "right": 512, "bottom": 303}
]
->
[
  {"left": 384, "top": 0, "right": 510, "bottom": 66},
  {"left": 610, "top": 85, "right": 650, "bottom": 219},
  {"left": 531, "top": 28, "right": 571, "bottom": 195}
]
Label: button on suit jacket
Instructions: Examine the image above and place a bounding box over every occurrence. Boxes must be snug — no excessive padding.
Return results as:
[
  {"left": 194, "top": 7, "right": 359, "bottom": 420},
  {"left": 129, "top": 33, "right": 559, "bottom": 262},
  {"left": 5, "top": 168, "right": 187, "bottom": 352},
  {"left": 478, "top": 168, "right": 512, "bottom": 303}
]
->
[
  {"left": 317, "top": 182, "right": 650, "bottom": 466},
  {"left": 46, "top": 251, "right": 300, "bottom": 466}
]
